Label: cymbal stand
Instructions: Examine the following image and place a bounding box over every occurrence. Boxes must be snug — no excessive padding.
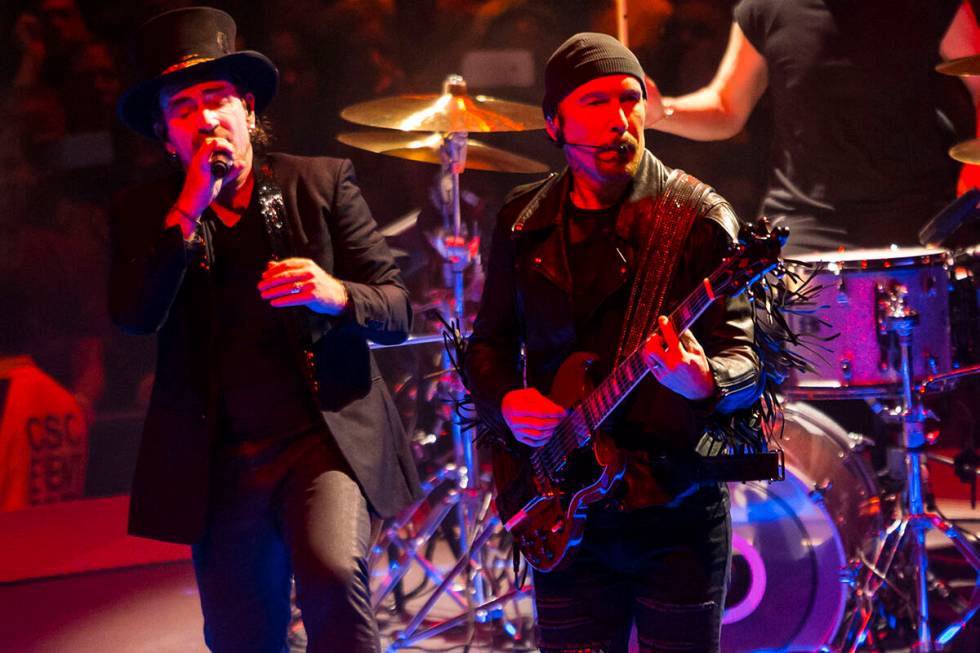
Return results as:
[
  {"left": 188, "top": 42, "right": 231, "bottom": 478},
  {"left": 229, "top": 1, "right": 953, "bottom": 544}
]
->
[
  {"left": 371, "top": 78, "right": 534, "bottom": 651},
  {"left": 836, "top": 289, "right": 980, "bottom": 652}
]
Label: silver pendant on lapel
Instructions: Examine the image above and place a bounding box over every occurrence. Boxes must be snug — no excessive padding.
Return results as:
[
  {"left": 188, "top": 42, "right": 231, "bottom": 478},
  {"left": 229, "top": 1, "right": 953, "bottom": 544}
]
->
[
  {"left": 258, "top": 183, "right": 286, "bottom": 231},
  {"left": 256, "top": 169, "right": 291, "bottom": 262}
]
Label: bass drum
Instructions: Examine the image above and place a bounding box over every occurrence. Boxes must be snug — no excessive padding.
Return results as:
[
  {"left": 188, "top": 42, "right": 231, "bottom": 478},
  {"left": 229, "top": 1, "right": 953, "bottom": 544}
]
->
[{"left": 721, "top": 402, "right": 884, "bottom": 653}]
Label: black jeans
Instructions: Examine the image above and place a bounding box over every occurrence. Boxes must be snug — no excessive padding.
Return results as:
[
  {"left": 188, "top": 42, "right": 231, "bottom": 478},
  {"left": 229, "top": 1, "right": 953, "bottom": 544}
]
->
[
  {"left": 191, "top": 431, "right": 379, "bottom": 653},
  {"left": 532, "top": 485, "right": 732, "bottom": 653}
]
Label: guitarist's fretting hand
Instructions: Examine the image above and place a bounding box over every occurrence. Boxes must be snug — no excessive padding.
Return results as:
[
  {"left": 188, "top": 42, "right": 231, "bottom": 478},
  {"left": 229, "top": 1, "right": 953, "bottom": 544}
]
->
[
  {"left": 644, "top": 315, "right": 716, "bottom": 401},
  {"left": 501, "top": 388, "right": 567, "bottom": 447}
]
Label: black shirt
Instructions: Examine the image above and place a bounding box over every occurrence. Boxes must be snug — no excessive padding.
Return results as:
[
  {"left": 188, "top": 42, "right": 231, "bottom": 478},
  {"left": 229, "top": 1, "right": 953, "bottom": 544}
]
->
[
  {"left": 208, "top": 201, "right": 317, "bottom": 442},
  {"left": 735, "top": 0, "right": 961, "bottom": 247},
  {"left": 564, "top": 199, "right": 627, "bottom": 359}
]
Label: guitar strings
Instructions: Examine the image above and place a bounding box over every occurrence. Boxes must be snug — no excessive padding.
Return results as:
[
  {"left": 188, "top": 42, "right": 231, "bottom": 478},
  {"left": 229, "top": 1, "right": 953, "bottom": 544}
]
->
[{"left": 527, "top": 271, "right": 723, "bottom": 481}]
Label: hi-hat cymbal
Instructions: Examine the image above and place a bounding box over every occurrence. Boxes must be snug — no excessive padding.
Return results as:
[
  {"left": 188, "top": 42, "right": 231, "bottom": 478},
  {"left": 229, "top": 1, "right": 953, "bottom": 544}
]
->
[
  {"left": 936, "top": 54, "right": 980, "bottom": 77},
  {"left": 949, "top": 138, "right": 980, "bottom": 164},
  {"left": 337, "top": 131, "right": 549, "bottom": 173},
  {"left": 341, "top": 76, "right": 545, "bottom": 132}
]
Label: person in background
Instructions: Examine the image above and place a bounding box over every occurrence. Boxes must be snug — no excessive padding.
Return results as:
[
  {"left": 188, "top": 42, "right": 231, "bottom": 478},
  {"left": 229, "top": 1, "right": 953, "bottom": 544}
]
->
[{"left": 646, "top": 0, "right": 980, "bottom": 252}]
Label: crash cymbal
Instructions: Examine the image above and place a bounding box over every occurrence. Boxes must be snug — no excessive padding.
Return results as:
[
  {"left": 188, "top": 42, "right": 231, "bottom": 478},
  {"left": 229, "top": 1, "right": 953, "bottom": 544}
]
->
[
  {"left": 379, "top": 209, "right": 421, "bottom": 238},
  {"left": 337, "top": 130, "right": 549, "bottom": 173},
  {"left": 340, "top": 94, "right": 545, "bottom": 132},
  {"left": 340, "top": 75, "right": 545, "bottom": 132},
  {"left": 949, "top": 138, "right": 980, "bottom": 164},
  {"left": 937, "top": 55, "right": 980, "bottom": 77}
]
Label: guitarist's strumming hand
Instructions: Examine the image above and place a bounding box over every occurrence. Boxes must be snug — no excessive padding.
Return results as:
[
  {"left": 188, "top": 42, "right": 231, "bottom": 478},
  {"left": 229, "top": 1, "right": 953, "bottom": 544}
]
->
[
  {"left": 501, "top": 388, "right": 567, "bottom": 447},
  {"left": 644, "top": 315, "right": 716, "bottom": 401}
]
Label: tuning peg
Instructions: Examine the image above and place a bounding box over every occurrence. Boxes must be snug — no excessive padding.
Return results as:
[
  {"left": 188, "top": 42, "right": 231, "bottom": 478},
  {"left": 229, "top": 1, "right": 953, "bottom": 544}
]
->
[{"left": 776, "top": 225, "right": 790, "bottom": 247}]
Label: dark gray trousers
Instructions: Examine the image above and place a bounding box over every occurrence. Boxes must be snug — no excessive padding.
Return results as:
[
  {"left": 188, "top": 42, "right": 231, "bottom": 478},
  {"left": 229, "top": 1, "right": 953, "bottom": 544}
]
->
[
  {"left": 533, "top": 485, "right": 731, "bottom": 653},
  {"left": 191, "top": 432, "right": 379, "bottom": 653}
]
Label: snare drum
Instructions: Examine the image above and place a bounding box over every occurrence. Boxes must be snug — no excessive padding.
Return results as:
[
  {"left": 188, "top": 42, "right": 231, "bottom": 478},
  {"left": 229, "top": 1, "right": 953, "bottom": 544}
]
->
[{"left": 785, "top": 247, "right": 952, "bottom": 399}]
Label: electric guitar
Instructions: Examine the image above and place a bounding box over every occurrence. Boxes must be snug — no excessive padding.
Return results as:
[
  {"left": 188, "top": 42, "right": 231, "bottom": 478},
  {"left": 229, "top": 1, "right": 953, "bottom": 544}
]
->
[{"left": 491, "top": 220, "right": 786, "bottom": 571}]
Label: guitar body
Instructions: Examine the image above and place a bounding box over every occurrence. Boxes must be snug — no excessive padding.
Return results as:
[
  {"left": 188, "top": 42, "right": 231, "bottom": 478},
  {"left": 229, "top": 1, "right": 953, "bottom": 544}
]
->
[{"left": 491, "top": 352, "right": 626, "bottom": 572}]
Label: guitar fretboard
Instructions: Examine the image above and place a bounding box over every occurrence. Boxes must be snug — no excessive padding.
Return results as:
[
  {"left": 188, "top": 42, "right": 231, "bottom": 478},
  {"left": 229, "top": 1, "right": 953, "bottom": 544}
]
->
[{"left": 532, "top": 274, "right": 724, "bottom": 477}]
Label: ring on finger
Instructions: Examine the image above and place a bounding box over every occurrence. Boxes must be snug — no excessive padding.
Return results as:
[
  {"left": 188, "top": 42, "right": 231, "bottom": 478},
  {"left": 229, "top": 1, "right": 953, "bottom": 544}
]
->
[{"left": 290, "top": 282, "right": 302, "bottom": 295}]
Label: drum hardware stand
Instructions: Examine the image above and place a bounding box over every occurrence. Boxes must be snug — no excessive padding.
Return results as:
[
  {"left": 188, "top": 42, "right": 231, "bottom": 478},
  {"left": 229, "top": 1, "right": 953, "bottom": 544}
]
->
[
  {"left": 923, "top": 450, "right": 980, "bottom": 514},
  {"left": 836, "top": 293, "right": 980, "bottom": 652},
  {"left": 919, "top": 364, "right": 980, "bottom": 508},
  {"left": 369, "top": 80, "right": 535, "bottom": 651}
]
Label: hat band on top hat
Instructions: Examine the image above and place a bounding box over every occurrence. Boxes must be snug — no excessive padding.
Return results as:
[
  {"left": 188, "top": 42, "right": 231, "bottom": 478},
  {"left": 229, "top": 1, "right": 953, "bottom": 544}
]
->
[
  {"left": 117, "top": 7, "right": 278, "bottom": 139},
  {"left": 161, "top": 56, "right": 215, "bottom": 76}
]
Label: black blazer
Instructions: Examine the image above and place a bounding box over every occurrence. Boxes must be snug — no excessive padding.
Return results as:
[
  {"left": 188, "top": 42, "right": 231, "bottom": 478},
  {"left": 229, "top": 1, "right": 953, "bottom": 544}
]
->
[{"left": 109, "top": 152, "right": 421, "bottom": 544}]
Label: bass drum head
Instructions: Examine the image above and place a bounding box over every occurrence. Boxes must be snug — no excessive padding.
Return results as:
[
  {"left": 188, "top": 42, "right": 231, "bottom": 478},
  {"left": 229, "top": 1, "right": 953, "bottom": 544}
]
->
[{"left": 721, "top": 402, "right": 883, "bottom": 653}]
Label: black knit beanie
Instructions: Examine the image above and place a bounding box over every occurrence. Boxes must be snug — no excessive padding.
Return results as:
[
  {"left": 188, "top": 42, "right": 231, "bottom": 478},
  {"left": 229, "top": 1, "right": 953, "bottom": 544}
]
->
[{"left": 542, "top": 32, "right": 647, "bottom": 120}]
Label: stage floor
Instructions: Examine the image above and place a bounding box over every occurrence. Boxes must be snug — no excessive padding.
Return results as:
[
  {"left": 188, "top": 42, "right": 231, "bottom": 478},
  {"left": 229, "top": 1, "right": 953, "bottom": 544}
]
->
[{"left": 1, "top": 501, "right": 978, "bottom": 653}]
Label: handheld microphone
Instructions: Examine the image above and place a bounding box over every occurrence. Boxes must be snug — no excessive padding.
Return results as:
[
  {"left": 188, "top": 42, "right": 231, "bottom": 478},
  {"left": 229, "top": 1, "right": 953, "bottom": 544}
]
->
[{"left": 209, "top": 152, "right": 232, "bottom": 178}]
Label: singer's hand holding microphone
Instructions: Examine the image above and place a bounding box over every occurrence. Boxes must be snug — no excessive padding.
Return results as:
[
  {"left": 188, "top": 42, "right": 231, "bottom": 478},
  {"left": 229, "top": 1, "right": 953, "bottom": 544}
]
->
[{"left": 167, "top": 137, "right": 241, "bottom": 239}]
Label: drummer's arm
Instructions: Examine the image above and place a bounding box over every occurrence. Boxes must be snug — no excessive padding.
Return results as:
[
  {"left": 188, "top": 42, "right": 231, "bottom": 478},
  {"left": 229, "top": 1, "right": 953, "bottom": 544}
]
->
[
  {"left": 941, "top": 1, "right": 980, "bottom": 193},
  {"left": 942, "top": 2, "right": 980, "bottom": 102},
  {"left": 645, "top": 22, "right": 768, "bottom": 140}
]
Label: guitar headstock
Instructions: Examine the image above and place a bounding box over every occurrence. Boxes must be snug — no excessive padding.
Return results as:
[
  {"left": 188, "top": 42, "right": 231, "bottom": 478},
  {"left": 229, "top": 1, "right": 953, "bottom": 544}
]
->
[{"left": 714, "top": 218, "right": 787, "bottom": 298}]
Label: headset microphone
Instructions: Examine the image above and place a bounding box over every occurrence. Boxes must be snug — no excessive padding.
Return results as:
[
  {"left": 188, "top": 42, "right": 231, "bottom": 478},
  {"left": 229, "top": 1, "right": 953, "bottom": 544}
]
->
[
  {"left": 552, "top": 126, "right": 632, "bottom": 155},
  {"left": 557, "top": 136, "right": 632, "bottom": 155}
]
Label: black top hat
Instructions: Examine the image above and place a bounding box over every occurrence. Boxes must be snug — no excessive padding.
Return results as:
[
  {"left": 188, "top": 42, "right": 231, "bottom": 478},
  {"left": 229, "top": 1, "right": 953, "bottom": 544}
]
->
[{"left": 117, "top": 6, "right": 278, "bottom": 139}]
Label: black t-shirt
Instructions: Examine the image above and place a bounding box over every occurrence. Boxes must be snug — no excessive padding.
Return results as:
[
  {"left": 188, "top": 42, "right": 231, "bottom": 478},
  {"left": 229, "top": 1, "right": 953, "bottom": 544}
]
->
[
  {"left": 208, "top": 202, "right": 318, "bottom": 442},
  {"left": 734, "top": 0, "right": 961, "bottom": 248},
  {"left": 564, "top": 199, "right": 626, "bottom": 358}
]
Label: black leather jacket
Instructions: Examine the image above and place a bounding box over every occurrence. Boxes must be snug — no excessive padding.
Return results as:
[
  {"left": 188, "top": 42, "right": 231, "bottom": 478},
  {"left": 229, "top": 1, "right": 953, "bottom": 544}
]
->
[{"left": 465, "top": 151, "right": 763, "bottom": 479}]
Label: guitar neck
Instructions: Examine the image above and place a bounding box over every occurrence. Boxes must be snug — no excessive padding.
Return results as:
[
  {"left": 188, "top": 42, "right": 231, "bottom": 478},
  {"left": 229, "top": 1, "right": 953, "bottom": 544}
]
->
[{"left": 567, "top": 277, "right": 720, "bottom": 441}]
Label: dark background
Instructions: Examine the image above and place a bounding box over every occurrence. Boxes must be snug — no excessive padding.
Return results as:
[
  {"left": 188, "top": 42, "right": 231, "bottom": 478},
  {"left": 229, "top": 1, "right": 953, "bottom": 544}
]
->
[{"left": 0, "top": 0, "right": 970, "bottom": 499}]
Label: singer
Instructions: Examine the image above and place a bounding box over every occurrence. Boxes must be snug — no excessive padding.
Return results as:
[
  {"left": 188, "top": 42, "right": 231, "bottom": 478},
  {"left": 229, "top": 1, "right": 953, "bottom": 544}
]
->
[
  {"left": 109, "top": 7, "right": 419, "bottom": 653},
  {"left": 465, "top": 33, "right": 763, "bottom": 653}
]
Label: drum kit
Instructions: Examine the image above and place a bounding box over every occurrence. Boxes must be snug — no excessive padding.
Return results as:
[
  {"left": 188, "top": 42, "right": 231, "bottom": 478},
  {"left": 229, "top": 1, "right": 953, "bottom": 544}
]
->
[
  {"left": 338, "top": 74, "right": 547, "bottom": 652},
  {"left": 326, "top": 56, "right": 980, "bottom": 652},
  {"left": 725, "top": 55, "right": 980, "bottom": 651},
  {"left": 726, "top": 246, "right": 980, "bottom": 653},
  {"left": 725, "top": 54, "right": 980, "bottom": 652}
]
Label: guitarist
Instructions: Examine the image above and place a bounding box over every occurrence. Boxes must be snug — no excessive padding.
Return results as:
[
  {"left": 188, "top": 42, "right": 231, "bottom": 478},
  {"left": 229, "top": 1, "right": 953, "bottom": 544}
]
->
[{"left": 465, "top": 33, "right": 764, "bottom": 653}]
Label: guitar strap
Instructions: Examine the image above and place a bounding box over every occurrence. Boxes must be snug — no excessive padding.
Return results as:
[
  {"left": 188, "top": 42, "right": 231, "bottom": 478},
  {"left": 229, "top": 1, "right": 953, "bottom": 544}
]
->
[
  {"left": 614, "top": 172, "right": 785, "bottom": 487},
  {"left": 614, "top": 169, "right": 712, "bottom": 364}
]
